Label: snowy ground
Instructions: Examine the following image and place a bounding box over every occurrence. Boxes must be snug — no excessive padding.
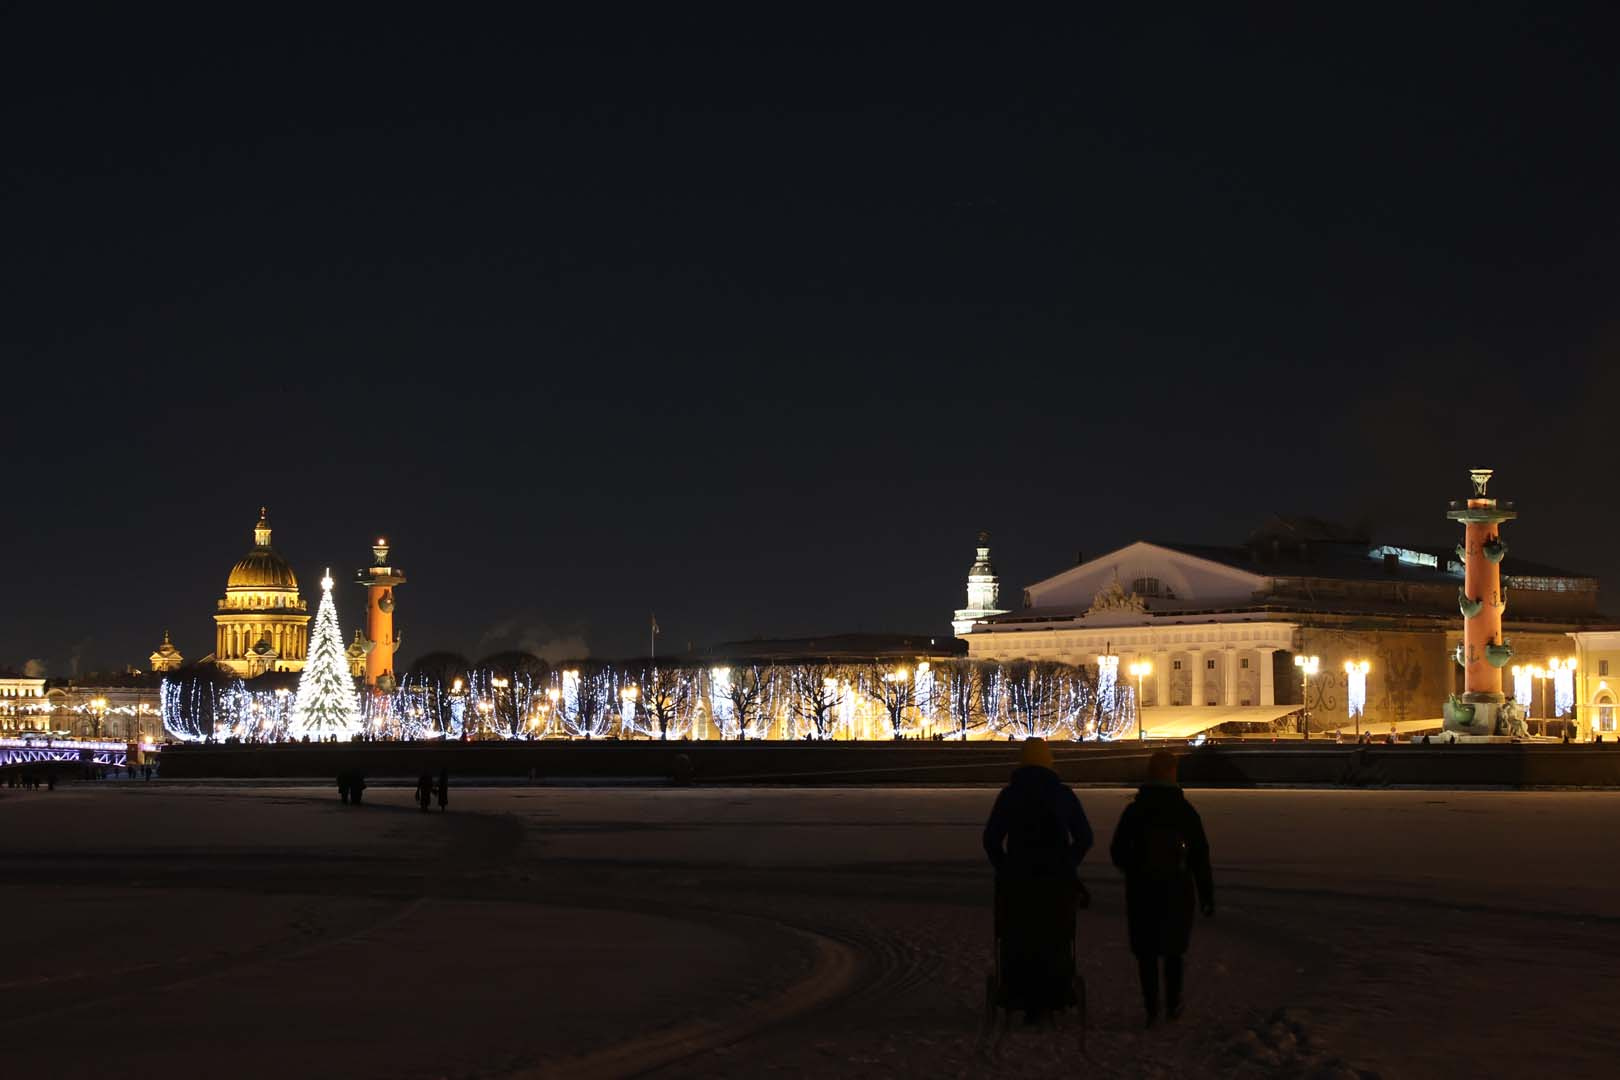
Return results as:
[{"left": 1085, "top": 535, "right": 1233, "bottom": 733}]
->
[{"left": 2, "top": 782, "right": 1617, "bottom": 1079}]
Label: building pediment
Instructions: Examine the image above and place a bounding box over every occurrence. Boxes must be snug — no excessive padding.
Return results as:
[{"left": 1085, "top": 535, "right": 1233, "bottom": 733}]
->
[{"left": 1025, "top": 541, "right": 1268, "bottom": 614}]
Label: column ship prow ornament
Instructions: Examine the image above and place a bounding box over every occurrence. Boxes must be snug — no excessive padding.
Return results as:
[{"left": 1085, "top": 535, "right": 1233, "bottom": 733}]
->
[{"left": 1443, "top": 469, "right": 1527, "bottom": 739}]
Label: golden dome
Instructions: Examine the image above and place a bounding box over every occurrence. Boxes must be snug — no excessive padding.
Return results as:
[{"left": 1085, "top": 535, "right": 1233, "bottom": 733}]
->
[
  {"left": 226, "top": 508, "right": 299, "bottom": 592},
  {"left": 228, "top": 550, "right": 299, "bottom": 591}
]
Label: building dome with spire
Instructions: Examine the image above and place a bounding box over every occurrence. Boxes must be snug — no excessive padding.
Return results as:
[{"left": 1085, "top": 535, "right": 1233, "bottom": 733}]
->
[
  {"left": 149, "top": 630, "right": 183, "bottom": 673},
  {"left": 212, "top": 508, "right": 310, "bottom": 677},
  {"left": 953, "top": 530, "right": 1009, "bottom": 636}
]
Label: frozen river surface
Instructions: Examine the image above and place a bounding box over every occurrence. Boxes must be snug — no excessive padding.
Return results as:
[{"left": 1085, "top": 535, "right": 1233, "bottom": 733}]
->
[{"left": 2, "top": 782, "right": 1617, "bottom": 1079}]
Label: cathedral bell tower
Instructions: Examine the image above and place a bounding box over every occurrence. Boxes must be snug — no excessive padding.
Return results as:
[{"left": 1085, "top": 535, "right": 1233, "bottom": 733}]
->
[{"left": 953, "top": 531, "right": 1009, "bottom": 636}]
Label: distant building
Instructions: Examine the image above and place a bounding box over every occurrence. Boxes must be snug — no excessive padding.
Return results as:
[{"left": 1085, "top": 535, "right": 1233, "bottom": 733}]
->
[
  {"left": 149, "top": 630, "right": 184, "bottom": 672},
  {"left": 205, "top": 508, "right": 310, "bottom": 676},
  {"left": 951, "top": 532, "right": 1009, "bottom": 635},
  {"left": 0, "top": 675, "right": 48, "bottom": 733},
  {"left": 962, "top": 516, "right": 1612, "bottom": 739}
]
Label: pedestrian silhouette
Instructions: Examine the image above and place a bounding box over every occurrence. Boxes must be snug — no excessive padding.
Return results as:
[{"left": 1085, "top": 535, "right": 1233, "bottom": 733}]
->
[
  {"left": 436, "top": 768, "right": 449, "bottom": 812},
  {"left": 1110, "top": 750, "right": 1214, "bottom": 1027},
  {"left": 338, "top": 772, "right": 351, "bottom": 804},
  {"left": 982, "top": 737, "right": 1092, "bottom": 1023},
  {"left": 416, "top": 772, "right": 433, "bottom": 812}
]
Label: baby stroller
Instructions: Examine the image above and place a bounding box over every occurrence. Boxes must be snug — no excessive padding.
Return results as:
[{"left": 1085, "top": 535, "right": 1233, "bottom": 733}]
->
[{"left": 981, "top": 875, "right": 1087, "bottom": 1051}]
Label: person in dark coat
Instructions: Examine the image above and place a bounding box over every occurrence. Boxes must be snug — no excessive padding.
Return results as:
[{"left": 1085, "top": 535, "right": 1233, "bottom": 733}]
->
[
  {"left": 983, "top": 738, "right": 1093, "bottom": 1020},
  {"left": 338, "top": 772, "right": 351, "bottom": 804},
  {"left": 416, "top": 773, "right": 433, "bottom": 812},
  {"left": 350, "top": 771, "right": 366, "bottom": 805},
  {"left": 1110, "top": 750, "right": 1214, "bottom": 1027},
  {"left": 436, "top": 768, "right": 449, "bottom": 812}
]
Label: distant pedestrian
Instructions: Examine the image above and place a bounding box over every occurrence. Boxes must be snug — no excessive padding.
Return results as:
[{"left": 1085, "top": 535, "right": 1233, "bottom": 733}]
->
[
  {"left": 350, "top": 772, "right": 366, "bottom": 804},
  {"left": 436, "top": 768, "right": 449, "bottom": 812},
  {"left": 416, "top": 773, "right": 433, "bottom": 812},
  {"left": 1110, "top": 750, "right": 1214, "bottom": 1027},
  {"left": 338, "top": 772, "right": 351, "bottom": 804}
]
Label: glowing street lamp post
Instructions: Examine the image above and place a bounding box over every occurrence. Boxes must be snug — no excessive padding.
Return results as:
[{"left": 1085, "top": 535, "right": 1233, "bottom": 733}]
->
[
  {"left": 90, "top": 697, "right": 108, "bottom": 739},
  {"left": 620, "top": 685, "right": 639, "bottom": 737},
  {"left": 1344, "top": 660, "right": 1370, "bottom": 739},
  {"left": 1294, "top": 654, "right": 1320, "bottom": 740},
  {"left": 1128, "top": 660, "right": 1152, "bottom": 741}
]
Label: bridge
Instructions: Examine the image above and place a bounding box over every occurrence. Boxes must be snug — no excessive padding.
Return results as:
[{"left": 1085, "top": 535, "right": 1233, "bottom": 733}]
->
[{"left": 0, "top": 738, "right": 129, "bottom": 769}]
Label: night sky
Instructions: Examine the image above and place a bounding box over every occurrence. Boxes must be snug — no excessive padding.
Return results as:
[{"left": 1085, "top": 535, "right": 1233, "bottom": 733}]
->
[{"left": 6, "top": 8, "right": 1620, "bottom": 676}]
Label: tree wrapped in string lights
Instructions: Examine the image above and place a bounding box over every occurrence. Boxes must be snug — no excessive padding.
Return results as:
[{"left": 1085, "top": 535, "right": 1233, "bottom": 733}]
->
[{"left": 290, "top": 571, "right": 362, "bottom": 740}]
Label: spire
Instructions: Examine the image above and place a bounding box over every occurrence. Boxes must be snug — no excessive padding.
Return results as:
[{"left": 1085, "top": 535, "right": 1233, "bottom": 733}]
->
[
  {"left": 254, "top": 507, "right": 273, "bottom": 548},
  {"left": 953, "top": 530, "right": 1009, "bottom": 636}
]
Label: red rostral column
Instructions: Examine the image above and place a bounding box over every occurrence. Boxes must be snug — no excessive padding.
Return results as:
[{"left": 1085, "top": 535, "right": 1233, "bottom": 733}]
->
[
  {"left": 1445, "top": 468, "right": 1515, "bottom": 734},
  {"left": 356, "top": 538, "right": 406, "bottom": 691}
]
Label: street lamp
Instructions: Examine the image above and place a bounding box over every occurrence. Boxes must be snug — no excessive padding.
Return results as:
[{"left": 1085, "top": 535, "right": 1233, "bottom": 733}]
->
[
  {"left": 90, "top": 697, "right": 108, "bottom": 739},
  {"left": 620, "top": 684, "right": 639, "bottom": 734},
  {"left": 1128, "top": 660, "right": 1152, "bottom": 741},
  {"left": 1343, "top": 660, "right": 1370, "bottom": 739},
  {"left": 1546, "top": 657, "right": 1577, "bottom": 738},
  {"left": 1294, "top": 655, "right": 1320, "bottom": 739}
]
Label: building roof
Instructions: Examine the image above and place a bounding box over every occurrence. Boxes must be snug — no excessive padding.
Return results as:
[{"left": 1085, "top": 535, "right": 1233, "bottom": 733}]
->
[
  {"left": 1152, "top": 539, "right": 1594, "bottom": 587},
  {"left": 694, "top": 633, "right": 968, "bottom": 662}
]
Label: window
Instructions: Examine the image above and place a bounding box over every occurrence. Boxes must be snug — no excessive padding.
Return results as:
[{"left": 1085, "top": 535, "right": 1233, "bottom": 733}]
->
[
  {"left": 1131, "top": 577, "right": 1161, "bottom": 598},
  {"left": 1601, "top": 660, "right": 1610, "bottom": 677},
  {"left": 1240, "top": 657, "right": 1250, "bottom": 669},
  {"left": 1206, "top": 658, "right": 1216, "bottom": 670},
  {"left": 1172, "top": 659, "right": 1182, "bottom": 671}
]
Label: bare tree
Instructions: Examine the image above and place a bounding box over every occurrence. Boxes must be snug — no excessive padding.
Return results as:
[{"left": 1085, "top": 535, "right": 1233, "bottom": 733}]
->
[
  {"left": 711, "top": 662, "right": 779, "bottom": 739},
  {"left": 937, "top": 659, "right": 995, "bottom": 738},
  {"left": 786, "top": 662, "right": 847, "bottom": 739},
  {"left": 1002, "top": 660, "right": 1081, "bottom": 739},
  {"left": 624, "top": 661, "right": 699, "bottom": 739},
  {"left": 859, "top": 659, "right": 917, "bottom": 739}
]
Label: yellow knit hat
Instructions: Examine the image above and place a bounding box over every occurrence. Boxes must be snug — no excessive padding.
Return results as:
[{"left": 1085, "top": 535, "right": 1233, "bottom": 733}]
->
[{"left": 1019, "top": 737, "right": 1056, "bottom": 769}]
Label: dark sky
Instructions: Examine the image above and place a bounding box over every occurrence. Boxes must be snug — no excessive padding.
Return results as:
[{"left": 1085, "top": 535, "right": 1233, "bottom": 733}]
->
[{"left": 6, "top": 7, "right": 1620, "bottom": 675}]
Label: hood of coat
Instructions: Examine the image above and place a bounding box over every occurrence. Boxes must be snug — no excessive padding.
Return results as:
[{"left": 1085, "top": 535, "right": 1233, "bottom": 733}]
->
[
  {"left": 1008, "top": 763, "right": 1062, "bottom": 789},
  {"left": 1133, "top": 781, "right": 1187, "bottom": 807}
]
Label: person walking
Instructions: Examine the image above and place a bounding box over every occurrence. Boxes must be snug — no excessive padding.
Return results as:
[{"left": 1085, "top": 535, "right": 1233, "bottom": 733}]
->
[
  {"left": 416, "top": 773, "right": 433, "bottom": 812},
  {"left": 1110, "top": 750, "right": 1214, "bottom": 1027},
  {"left": 436, "top": 768, "right": 449, "bottom": 812},
  {"left": 982, "top": 737, "right": 1093, "bottom": 1022}
]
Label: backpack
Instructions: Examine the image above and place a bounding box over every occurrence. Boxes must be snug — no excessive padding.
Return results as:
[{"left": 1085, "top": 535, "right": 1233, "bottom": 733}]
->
[{"left": 1137, "top": 814, "right": 1188, "bottom": 881}]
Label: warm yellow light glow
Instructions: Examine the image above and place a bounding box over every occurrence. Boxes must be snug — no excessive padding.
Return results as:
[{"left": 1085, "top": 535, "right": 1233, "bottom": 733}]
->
[
  {"left": 621, "top": 685, "right": 639, "bottom": 701},
  {"left": 546, "top": 688, "right": 560, "bottom": 703},
  {"left": 1295, "top": 655, "right": 1320, "bottom": 676},
  {"left": 1344, "top": 660, "right": 1370, "bottom": 675},
  {"left": 452, "top": 678, "right": 464, "bottom": 693},
  {"left": 1128, "top": 661, "right": 1151, "bottom": 677},
  {"left": 491, "top": 677, "right": 509, "bottom": 689}
]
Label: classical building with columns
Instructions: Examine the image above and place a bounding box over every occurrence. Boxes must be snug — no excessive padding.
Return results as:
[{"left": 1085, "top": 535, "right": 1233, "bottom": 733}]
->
[
  {"left": 957, "top": 517, "right": 1611, "bottom": 739},
  {"left": 206, "top": 508, "right": 309, "bottom": 677}
]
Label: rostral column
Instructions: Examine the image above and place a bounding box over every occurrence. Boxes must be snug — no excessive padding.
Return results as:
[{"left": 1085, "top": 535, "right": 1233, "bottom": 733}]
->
[
  {"left": 1444, "top": 468, "right": 1524, "bottom": 737},
  {"left": 355, "top": 537, "right": 406, "bottom": 692}
]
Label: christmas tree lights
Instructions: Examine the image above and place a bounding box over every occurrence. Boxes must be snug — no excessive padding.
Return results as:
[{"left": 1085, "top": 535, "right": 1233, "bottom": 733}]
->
[{"left": 289, "top": 571, "right": 362, "bottom": 740}]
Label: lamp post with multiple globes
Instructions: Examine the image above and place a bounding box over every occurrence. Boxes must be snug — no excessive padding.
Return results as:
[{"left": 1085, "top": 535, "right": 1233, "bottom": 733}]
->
[
  {"left": 1294, "top": 654, "right": 1320, "bottom": 740},
  {"left": 1343, "top": 660, "right": 1370, "bottom": 739},
  {"left": 1128, "top": 660, "right": 1152, "bottom": 741}
]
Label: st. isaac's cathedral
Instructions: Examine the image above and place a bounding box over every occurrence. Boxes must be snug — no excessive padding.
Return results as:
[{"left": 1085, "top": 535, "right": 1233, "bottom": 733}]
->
[{"left": 202, "top": 508, "right": 310, "bottom": 676}]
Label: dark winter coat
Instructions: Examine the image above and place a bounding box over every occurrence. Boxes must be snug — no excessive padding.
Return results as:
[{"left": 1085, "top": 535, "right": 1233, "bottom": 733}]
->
[
  {"left": 1109, "top": 783, "right": 1214, "bottom": 956},
  {"left": 982, "top": 765, "right": 1094, "bottom": 879}
]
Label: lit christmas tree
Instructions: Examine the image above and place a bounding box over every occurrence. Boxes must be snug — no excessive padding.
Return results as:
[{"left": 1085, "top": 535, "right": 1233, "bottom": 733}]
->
[{"left": 290, "top": 570, "right": 362, "bottom": 740}]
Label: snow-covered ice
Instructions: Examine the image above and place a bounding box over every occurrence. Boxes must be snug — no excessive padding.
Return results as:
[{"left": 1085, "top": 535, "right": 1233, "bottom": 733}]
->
[{"left": 2, "top": 782, "right": 1617, "bottom": 1078}]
